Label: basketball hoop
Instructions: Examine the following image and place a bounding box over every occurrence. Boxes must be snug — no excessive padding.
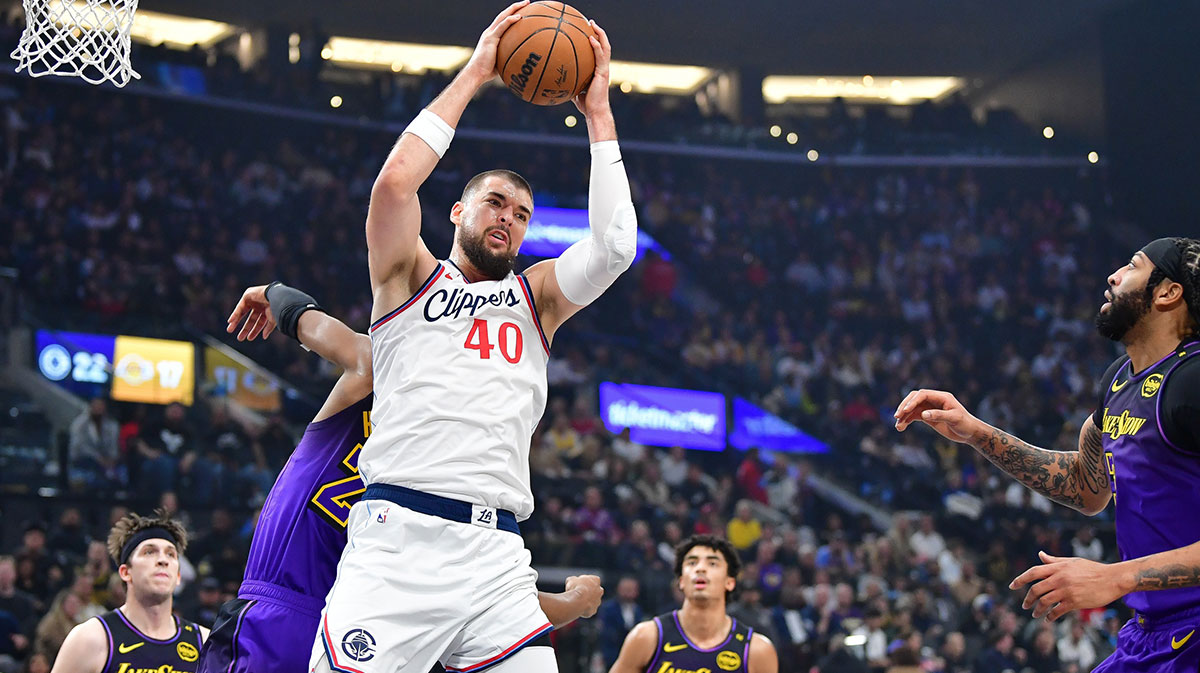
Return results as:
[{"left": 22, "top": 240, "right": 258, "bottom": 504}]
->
[{"left": 11, "top": 0, "right": 140, "bottom": 87}]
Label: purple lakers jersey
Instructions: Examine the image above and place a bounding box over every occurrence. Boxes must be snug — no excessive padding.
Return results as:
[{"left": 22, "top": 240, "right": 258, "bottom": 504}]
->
[
  {"left": 241, "top": 395, "right": 371, "bottom": 598},
  {"left": 644, "top": 611, "right": 753, "bottom": 673},
  {"left": 1097, "top": 341, "right": 1200, "bottom": 616}
]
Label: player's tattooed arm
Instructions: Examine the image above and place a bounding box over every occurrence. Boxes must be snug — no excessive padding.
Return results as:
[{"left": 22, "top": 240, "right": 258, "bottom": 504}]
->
[
  {"left": 894, "top": 389, "right": 1110, "bottom": 515},
  {"left": 982, "top": 419, "right": 1108, "bottom": 508},
  {"left": 970, "top": 418, "right": 1109, "bottom": 514}
]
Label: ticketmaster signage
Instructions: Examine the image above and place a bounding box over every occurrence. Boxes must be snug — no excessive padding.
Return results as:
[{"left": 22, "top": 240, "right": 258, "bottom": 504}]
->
[
  {"left": 523, "top": 206, "right": 669, "bottom": 261},
  {"left": 599, "top": 382, "right": 725, "bottom": 451},
  {"left": 729, "top": 397, "right": 829, "bottom": 453}
]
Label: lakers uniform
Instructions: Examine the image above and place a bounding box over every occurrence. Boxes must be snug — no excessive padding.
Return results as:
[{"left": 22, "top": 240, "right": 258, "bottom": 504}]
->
[
  {"left": 313, "top": 261, "right": 553, "bottom": 673},
  {"left": 96, "top": 609, "right": 203, "bottom": 673},
  {"left": 1092, "top": 339, "right": 1200, "bottom": 672},
  {"left": 198, "top": 396, "right": 372, "bottom": 673},
  {"left": 644, "top": 611, "right": 753, "bottom": 673}
]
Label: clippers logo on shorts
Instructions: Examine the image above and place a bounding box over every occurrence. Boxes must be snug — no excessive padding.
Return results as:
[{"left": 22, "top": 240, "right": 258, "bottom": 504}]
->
[{"left": 341, "top": 629, "right": 376, "bottom": 662}]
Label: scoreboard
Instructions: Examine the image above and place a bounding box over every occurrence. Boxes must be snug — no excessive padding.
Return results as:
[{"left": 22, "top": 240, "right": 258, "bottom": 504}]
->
[{"left": 36, "top": 330, "right": 195, "bottom": 405}]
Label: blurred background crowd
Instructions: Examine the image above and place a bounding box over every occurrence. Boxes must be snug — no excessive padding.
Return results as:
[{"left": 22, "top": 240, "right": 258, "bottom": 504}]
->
[{"left": 0, "top": 2, "right": 1189, "bottom": 672}]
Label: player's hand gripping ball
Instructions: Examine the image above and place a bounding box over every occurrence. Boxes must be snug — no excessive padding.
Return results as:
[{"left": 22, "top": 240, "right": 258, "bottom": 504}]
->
[{"left": 496, "top": 1, "right": 596, "bottom": 106}]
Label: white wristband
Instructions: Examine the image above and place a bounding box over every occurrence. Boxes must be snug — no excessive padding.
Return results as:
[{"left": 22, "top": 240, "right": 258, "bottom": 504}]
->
[{"left": 403, "top": 109, "right": 455, "bottom": 158}]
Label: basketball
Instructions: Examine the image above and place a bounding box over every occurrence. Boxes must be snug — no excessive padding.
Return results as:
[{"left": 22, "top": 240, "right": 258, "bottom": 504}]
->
[{"left": 496, "top": 1, "right": 595, "bottom": 106}]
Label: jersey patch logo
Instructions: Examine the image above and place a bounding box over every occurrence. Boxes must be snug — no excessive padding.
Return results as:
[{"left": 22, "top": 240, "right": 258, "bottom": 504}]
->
[
  {"left": 1101, "top": 408, "right": 1148, "bottom": 440},
  {"left": 177, "top": 641, "right": 198, "bottom": 662},
  {"left": 717, "top": 650, "right": 742, "bottom": 671},
  {"left": 341, "top": 628, "right": 376, "bottom": 662},
  {"left": 1111, "top": 378, "right": 1129, "bottom": 392},
  {"left": 117, "top": 642, "right": 144, "bottom": 654},
  {"left": 1172, "top": 629, "right": 1195, "bottom": 650},
  {"left": 662, "top": 642, "right": 688, "bottom": 652},
  {"left": 1141, "top": 373, "right": 1164, "bottom": 398}
]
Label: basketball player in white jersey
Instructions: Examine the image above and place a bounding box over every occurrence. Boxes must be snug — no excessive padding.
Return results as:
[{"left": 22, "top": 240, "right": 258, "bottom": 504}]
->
[{"left": 310, "top": 3, "right": 635, "bottom": 673}]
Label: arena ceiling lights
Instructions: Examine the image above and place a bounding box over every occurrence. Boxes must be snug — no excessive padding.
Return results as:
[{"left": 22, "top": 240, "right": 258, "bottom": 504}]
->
[
  {"left": 38, "top": 3, "right": 235, "bottom": 48},
  {"left": 320, "top": 38, "right": 474, "bottom": 73},
  {"left": 320, "top": 37, "right": 712, "bottom": 94},
  {"left": 762, "top": 75, "right": 964, "bottom": 104}
]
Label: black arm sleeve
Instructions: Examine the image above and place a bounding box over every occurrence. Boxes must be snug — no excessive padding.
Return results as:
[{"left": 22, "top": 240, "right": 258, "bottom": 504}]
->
[
  {"left": 1092, "top": 355, "right": 1130, "bottom": 428},
  {"left": 1161, "top": 357, "right": 1200, "bottom": 453}
]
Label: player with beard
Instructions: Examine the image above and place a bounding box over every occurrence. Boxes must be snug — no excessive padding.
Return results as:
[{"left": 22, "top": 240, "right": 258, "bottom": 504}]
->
[
  {"left": 895, "top": 237, "right": 1200, "bottom": 671},
  {"left": 312, "top": 4, "right": 636, "bottom": 672},
  {"left": 51, "top": 510, "right": 207, "bottom": 673},
  {"left": 607, "top": 535, "right": 777, "bottom": 673}
]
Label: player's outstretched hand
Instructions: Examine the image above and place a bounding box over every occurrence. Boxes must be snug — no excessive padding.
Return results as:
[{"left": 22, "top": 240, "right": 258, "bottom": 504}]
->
[
  {"left": 1010, "top": 551, "right": 1126, "bottom": 622},
  {"left": 565, "top": 574, "right": 604, "bottom": 619},
  {"left": 572, "top": 20, "right": 612, "bottom": 118},
  {"left": 227, "top": 285, "right": 277, "bottom": 342},
  {"left": 893, "top": 389, "right": 984, "bottom": 442},
  {"left": 461, "top": 0, "right": 529, "bottom": 86}
]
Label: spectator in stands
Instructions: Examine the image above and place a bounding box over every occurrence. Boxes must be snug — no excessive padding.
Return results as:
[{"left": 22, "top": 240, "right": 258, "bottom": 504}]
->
[
  {"left": 726, "top": 500, "right": 763, "bottom": 553},
  {"left": 597, "top": 577, "right": 643, "bottom": 667},
  {"left": 1058, "top": 618, "right": 1098, "bottom": 671},
  {"left": 0, "top": 557, "right": 36, "bottom": 663},
  {"left": 31, "top": 591, "right": 80, "bottom": 664},
  {"left": 132, "top": 403, "right": 192, "bottom": 498},
  {"left": 736, "top": 448, "right": 769, "bottom": 504},
  {"left": 45, "top": 511, "right": 85, "bottom": 567},
  {"left": 66, "top": 398, "right": 123, "bottom": 490},
  {"left": 909, "top": 514, "right": 946, "bottom": 563}
]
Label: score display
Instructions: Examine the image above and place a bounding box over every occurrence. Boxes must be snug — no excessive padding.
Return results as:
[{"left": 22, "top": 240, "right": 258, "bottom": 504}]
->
[{"left": 36, "top": 330, "right": 195, "bottom": 405}]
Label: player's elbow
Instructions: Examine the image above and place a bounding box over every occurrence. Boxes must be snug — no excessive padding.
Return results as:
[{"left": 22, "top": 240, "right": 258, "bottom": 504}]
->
[
  {"left": 601, "top": 202, "right": 637, "bottom": 276},
  {"left": 371, "top": 167, "right": 419, "bottom": 204}
]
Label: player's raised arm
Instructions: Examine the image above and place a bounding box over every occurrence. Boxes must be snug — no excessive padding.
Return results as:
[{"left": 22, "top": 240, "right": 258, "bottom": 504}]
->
[
  {"left": 894, "top": 389, "right": 1111, "bottom": 515},
  {"left": 366, "top": 1, "right": 529, "bottom": 293},
  {"left": 524, "top": 20, "right": 637, "bottom": 337}
]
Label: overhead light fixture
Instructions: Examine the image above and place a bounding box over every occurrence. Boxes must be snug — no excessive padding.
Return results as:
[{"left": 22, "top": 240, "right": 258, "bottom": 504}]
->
[
  {"left": 43, "top": 3, "right": 236, "bottom": 49},
  {"left": 322, "top": 37, "right": 472, "bottom": 73},
  {"left": 1043, "top": 126, "right": 1055, "bottom": 139},
  {"left": 1088, "top": 151, "right": 1100, "bottom": 164},
  {"left": 762, "top": 75, "right": 963, "bottom": 104},
  {"left": 607, "top": 61, "right": 712, "bottom": 94},
  {"left": 769, "top": 125, "right": 782, "bottom": 138}
]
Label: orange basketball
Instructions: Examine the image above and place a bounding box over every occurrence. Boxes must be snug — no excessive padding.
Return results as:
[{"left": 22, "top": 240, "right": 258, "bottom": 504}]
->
[{"left": 496, "top": 1, "right": 595, "bottom": 106}]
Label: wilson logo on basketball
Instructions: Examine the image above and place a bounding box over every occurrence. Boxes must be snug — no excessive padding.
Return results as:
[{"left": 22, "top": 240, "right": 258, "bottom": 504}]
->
[{"left": 509, "top": 52, "right": 543, "bottom": 95}]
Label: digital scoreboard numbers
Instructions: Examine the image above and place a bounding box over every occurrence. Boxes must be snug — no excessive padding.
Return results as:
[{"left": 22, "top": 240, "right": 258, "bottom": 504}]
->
[{"left": 35, "top": 330, "right": 195, "bottom": 406}]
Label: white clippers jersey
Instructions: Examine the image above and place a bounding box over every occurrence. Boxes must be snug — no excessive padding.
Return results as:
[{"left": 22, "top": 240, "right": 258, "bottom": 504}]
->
[{"left": 361, "top": 260, "right": 550, "bottom": 520}]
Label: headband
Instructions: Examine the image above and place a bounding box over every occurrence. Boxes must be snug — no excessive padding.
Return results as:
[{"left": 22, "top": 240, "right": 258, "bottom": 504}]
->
[
  {"left": 119, "top": 527, "right": 177, "bottom": 565},
  {"left": 1142, "top": 238, "right": 1183, "bottom": 282}
]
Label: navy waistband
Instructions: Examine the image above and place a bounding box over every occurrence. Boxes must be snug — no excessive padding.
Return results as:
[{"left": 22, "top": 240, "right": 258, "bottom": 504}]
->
[
  {"left": 237, "top": 579, "right": 326, "bottom": 616},
  {"left": 363, "top": 483, "right": 521, "bottom": 535},
  {"left": 1133, "top": 604, "right": 1200, "bottom": 631}
]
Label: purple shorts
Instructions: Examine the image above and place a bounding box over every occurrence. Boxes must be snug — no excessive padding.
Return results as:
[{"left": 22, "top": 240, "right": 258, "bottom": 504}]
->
[
  {"left": 1094, "top": 608, "right": 1200, "bottom": 673},
  {"left": 197, "top": 581, "right": 324, "bottom": 673}
]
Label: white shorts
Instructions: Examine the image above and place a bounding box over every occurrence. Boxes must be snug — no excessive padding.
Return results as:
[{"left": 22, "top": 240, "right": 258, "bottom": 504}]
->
[{"left": 310, "top": 498, "right": 552, "bottom": 673}]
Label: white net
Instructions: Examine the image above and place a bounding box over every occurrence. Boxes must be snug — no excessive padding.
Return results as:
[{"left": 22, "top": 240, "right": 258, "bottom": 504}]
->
[{"left": 11, "top": 0, "right": 140, "bottom": 87}]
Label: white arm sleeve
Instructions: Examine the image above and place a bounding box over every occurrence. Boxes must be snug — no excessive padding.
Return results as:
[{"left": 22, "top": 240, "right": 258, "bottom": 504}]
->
[{"left": 553, "top": 140, "right": 637, "bottom": 306}]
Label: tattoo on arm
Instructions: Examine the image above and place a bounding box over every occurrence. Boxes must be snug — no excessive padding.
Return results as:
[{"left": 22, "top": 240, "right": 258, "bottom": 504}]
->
[
  {"left": 1134, "top": 565, "right": 1200, "bottom": 591},
  {"left": 1076, "top": 422, "right": 1109, "bottom": 497},
  {"left": 972, "top": 425, "right": 1107, "bottom": 512}
]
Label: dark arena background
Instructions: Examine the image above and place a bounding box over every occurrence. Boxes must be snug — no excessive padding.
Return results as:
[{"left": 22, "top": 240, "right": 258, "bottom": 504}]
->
[{"left": 1, "top": 1, "right": 1198, "bottom": 672}]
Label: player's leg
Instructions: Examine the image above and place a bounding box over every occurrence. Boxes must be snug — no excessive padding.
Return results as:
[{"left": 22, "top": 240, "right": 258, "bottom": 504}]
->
[
  {"left": 442, "top": 532, "right": 555, "bottom": 673},
  {"left": 484, "top": 646, "right": 558, "bottom": 673},
  {"left": 310, "top": 502, "right": 472, "bottom": 673}
]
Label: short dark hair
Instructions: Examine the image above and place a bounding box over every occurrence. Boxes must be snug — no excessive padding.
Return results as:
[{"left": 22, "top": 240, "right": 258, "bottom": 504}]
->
[
  {"left": 106, "top": 508, "right": 188, "bottom": 566},
  {"left": 460, "top": 169, "right": 532, "bottom": 204},
  {"left": 673, "top": 535, "right": 742, "bottom": 600}
]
